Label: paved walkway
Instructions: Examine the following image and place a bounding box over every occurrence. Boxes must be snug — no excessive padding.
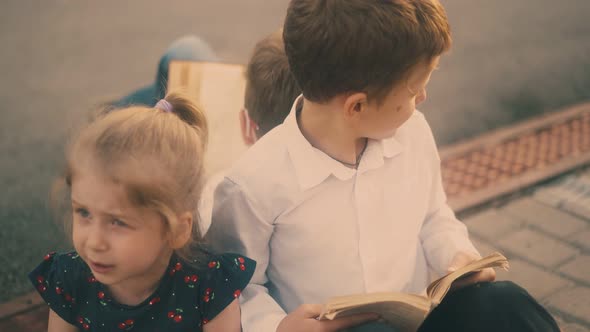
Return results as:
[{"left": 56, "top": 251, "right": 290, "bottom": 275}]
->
[{"left": 463, "top": 167, "right": 590, "bottom": 331}]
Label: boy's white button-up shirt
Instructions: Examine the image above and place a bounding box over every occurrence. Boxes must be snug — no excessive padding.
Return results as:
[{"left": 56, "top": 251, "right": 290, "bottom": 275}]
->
[{"left": 206, "top": 97, "right": 479, "bottom": 332}]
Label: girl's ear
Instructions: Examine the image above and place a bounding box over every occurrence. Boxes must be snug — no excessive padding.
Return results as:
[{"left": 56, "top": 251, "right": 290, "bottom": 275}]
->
[{"left": 170, "top": 211, "right": 193, "bottom": 249}]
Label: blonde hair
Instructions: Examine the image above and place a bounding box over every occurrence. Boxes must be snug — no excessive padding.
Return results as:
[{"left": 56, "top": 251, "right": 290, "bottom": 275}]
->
[
  {"left": 244, "top": 29, "right": 300, "bottom": 136},
  {"left": 53, "top": 92, "right": 208, "bottom": 266}
]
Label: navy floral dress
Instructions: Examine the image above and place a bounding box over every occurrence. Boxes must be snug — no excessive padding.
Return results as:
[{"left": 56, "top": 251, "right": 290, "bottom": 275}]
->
[{"left": 28, "top": 251, "right": 255, "bottom": 331}]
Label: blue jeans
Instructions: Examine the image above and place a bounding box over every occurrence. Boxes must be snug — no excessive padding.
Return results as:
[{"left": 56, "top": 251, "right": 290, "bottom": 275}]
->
[{"left": 114, "top": 35, "right": 218, "bottom": 107}]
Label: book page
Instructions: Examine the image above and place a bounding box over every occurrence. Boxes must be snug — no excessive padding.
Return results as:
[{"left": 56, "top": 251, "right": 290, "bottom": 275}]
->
[
  {"left": 426, "top": 252, "right": 509, "bottom": 305},
  {"left": 167, "top": 60, "right": 248, "bottom": 175},
  {"left": 320, "top": 293, "right": 432, "bottom": 332}
]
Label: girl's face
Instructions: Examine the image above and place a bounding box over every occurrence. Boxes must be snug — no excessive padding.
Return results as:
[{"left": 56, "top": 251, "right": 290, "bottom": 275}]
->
[{"left": 71, "top": 169, "right": 173, "bottom": 303}]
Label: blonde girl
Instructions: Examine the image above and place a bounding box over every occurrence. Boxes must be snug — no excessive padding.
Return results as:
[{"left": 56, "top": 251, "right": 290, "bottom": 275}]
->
[{"left": 29, "top": 93, "right": 255, "bottom": 332}]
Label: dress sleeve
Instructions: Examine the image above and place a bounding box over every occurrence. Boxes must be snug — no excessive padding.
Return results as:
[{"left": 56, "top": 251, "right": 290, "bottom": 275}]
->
[
  {"left": 198, "top": 253, "right": 256, "bottom": 325},
  {"left": 28, "top": 251, "right": 86, "bottom": 325}
]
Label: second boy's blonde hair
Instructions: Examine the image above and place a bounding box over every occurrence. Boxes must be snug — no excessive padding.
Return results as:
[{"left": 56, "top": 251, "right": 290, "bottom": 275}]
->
[{"left": 244, "top": 30, "right": 300, "bottom": 136}]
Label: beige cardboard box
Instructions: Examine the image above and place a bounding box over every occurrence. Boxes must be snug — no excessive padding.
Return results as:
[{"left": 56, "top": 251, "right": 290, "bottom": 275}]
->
[{"left": 168, "top": 61, "right": 248, "bottom": 175}]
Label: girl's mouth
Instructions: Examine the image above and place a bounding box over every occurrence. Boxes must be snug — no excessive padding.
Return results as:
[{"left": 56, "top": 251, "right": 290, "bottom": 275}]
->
[{"left": 89, "top": 261, "right": 115, "bottom": 274}]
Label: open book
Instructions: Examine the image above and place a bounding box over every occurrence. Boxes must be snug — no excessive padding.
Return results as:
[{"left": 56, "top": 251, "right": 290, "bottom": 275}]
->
[{"left": 319, "top": 252, "right": 509, "bottom": 332}]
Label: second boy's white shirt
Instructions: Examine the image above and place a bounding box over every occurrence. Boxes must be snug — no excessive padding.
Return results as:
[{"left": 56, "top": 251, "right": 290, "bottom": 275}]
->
[
  {"left": 198, "top": 171, "right": 224, "bottom": 234},
  {"left": 206, "top": 96, "right": 479, "bottom": 332}
]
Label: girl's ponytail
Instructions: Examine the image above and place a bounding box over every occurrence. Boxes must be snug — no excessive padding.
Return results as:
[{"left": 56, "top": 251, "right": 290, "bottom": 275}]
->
[{"left": 160, "top": 92, "right": 208, "bottom": 150}]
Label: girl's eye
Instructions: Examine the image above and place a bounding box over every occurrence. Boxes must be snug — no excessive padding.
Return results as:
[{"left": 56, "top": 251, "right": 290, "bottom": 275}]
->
[{"left": 75, "top": 208, "right": 90, "bottom": 219}]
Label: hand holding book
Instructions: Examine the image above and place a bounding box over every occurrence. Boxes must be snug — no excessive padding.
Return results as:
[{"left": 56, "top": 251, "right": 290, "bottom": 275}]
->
[
  {"left": 446, "top": 251, "right": 497, "bottom": 290},
  {"left": 319, "top": 252, "right": 510, "bottom": 332},
  {"left": 276, "top": 304, "right": 379, "bottom": 332}
]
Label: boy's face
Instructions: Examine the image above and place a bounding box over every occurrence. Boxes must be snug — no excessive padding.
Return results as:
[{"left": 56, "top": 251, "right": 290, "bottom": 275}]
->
[{"left": 358, "top": 56, "right": 439, "bottom": 139}]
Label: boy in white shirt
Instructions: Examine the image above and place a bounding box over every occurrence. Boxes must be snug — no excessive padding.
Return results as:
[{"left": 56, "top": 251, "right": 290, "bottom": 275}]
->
[{"left": 206, "top": 1, "right": 560, "bottom": 331}]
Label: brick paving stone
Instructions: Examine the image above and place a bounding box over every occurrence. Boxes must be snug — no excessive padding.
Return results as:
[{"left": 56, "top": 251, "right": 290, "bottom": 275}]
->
[
  {"left": 546, "top": 286, "right": 590, "bottom": 325},
  {"left": 563, "top": 199, "right": 590, "bottom": 222},
  {"left": 0, "top": 305, "right": 48, "bottom": 332},
  {"left": 497, "top": 228, "right": 578, "bottom": 268},
  {"left": 496, "top": 258, "right": 571, "bottom": 300},
  {"left": 570, "top": 229, "right": 590, "bottom": 251},
  {"left": 0, "top": 291, "right": 44, "bottom": 321},
  {"left": 533, "top": 177, "right": 579, "bottom": 208},
  {"left": 559, "top": 255, "right": 590, "bottom": 284},
  {"left": 560, "top": 322, "right": 590, "bottom": 332},
  {"left": 464, "top": 209, "right": 525, "bottom": 240},
  {"left": 547, "top": 175, "right": 588, "bottom": 195},
  {"left": 467, "top": 237, "right": 571, "bottom": 301},
  {"left": 554, "top": 316, "right": 590, "bottom": 332},
  {"left": 533, "top": 187, "right": 563, "bottom": 208},
  {"left": 500, "top": 197, "right": 588, "bottom": 238},
  {"left": 534, "top": 174, "right": 590, "bottom": 221}
]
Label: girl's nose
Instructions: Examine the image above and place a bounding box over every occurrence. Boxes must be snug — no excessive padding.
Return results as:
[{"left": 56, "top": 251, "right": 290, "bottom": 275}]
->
[{"left": 87, "top": 225, "right": 109, "bottom": 252}]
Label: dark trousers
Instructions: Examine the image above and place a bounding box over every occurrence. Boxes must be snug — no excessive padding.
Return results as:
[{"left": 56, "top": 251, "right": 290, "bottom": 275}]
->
[{"left": 349, "top": 281, "right": 560, "bottom": 332}]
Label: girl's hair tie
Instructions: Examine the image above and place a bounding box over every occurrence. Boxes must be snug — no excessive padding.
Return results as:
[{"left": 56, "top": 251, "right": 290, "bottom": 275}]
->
[{"left": 155, "top": 99, "right": 173, "bottom": 113}]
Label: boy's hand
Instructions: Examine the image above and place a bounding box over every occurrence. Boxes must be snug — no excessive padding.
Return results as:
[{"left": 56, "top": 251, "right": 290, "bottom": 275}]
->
[
  {"left": 276, "top": 304, "right": 379, "bottom": 332},
  {"left": 447, "top": 251, "right": 496, "bottom": 290}
]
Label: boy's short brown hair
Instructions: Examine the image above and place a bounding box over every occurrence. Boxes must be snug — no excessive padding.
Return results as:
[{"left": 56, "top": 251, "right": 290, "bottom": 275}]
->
[
  {"left": 244, "top": 30, "right": 300, "bottom": 137},
  {"left": 283, "top": 0, "right": 451, "bottom": 104}
]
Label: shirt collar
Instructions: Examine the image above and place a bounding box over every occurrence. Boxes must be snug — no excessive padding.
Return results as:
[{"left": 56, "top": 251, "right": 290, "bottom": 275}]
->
[{"left": 284, "top": 95, "right": 404, "bottom": 191}]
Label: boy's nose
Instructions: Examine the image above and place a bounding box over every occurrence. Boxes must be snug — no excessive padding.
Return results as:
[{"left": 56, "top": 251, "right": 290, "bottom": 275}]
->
[{"left": 416, "top": 88, "right": 427, "bottom": 106}]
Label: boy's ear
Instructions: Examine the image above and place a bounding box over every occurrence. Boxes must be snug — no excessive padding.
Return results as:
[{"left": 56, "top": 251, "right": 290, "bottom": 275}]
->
[
  {"left": 239, "top": 108, "right": 258, "bottom": 146},
  {"left": 343, "top": 92, "right": 368, "bottom": 119},
  {"left": 170, "top": 211, "right": 193, "bottom": 249}
]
